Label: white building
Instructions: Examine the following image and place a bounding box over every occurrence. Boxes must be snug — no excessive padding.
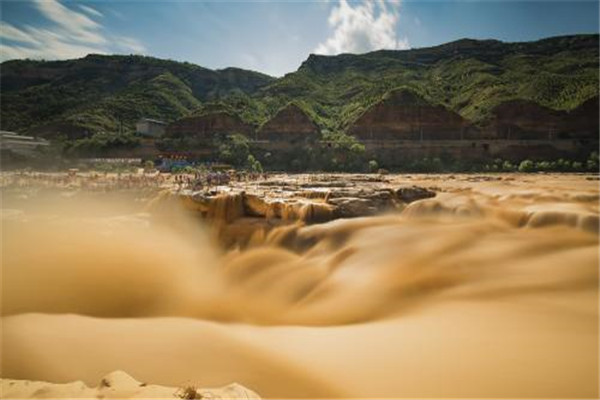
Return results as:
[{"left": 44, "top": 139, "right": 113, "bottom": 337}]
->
[
  {"left": 0, "top": 131, "right": 50, "bottom": 155},
  {"left": 135, "top": 118, "right": 166, "bottom": 138}
]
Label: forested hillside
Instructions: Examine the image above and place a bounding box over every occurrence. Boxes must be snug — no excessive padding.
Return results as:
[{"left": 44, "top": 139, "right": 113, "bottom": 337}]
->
[{"left": 1, "top": 34, "right": 597, "bottom": 141}]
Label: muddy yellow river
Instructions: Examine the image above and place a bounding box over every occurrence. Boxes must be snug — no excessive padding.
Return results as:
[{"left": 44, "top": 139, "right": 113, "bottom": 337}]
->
[{"left": 1, "top": 173, "right": 598, "bottom": 398}]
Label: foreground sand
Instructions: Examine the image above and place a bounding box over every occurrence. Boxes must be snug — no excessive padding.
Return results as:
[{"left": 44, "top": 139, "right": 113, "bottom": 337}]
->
[
  {"left": 1, "top": 371, "right": 259, "bottom": 399},
  {"left": 1, "top": 173, "right": 598, "bottom": 398}
]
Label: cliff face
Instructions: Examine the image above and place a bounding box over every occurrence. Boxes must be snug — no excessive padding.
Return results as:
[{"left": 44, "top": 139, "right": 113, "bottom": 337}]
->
[
  {"left": 257, "top": 104, "right": 319, "bottom": 142},
  {"left": 486, "top": 100, "right": 562, "bottom": 139},
  {"left": 486, "top": 97, "right": 599, "bottom": 140},
  {"left": 350, "top": 91, "right": 599, "bottom": 143},
  {"left": 166, "top": 112, "right": 254, "bottom": 139},
  {"left": 348, "top": 89, "right": 468, "bottom": 140},
  {"left": 560, "top": 96, "right": 599, "bottom": 139}
]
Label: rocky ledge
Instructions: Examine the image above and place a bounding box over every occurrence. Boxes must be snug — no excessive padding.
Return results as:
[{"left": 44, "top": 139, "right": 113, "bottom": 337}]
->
[
  {"left": 172, "top": 180, "right": 436, "bottom": 223},
  {"left": 147, "top": 175, "right": 437, "bottom": 247}
]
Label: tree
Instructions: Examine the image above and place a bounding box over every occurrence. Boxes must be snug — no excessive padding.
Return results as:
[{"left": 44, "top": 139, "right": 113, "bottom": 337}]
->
[
  {"left": 368, "top": 160, "right": 379, "bottom": 173},
  {"left": 502, "top": 160, "right": 515, "bottom": 172},
  {"left": 587, "top": 152, "right": 599, "bottom": 172},
  {"left": 216, "top": 133, "right": 251, "bottom": 167},
  {"left": 246, "top": 154, "right": 263, "bottom": 172},
  {"left": 144, "top": 160, "right": 155, "bottom": 172},
  {"left": 320, "top": 130, "right": 366, "bottom": 171}
]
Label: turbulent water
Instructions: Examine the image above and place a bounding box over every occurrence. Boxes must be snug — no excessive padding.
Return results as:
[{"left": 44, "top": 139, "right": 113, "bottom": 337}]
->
[{"left": 1, "top": 174, "right": 598, "bottom": 398}]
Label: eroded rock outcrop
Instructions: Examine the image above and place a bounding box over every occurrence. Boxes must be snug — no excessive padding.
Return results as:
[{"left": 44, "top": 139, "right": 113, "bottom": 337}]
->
[
  {"left": 144, "top": 177, "right": 444, "bottom": 248},
  {"left": 486, "top": 99, "right": 563, "bottom": 140},
  {"left": 348, "top": 88, "right": 468, "bottom": 141},
  {"left": 167, "top": 111, "right": 254, "bottom": 139},
  {"left": 257, "top": 104, "right": 320, "bottom": 142},
  {"left": 561, "top": 96, "right": 600, "bottom": 139},
  {"left": 173, "top": 183, "right": 432, "bottom": 224},
  {"left": 396, "top": 186, "right": 437, "bottom": 203},
  {"left": 485, "top": 97, "right": 600, "bottom": 141}
]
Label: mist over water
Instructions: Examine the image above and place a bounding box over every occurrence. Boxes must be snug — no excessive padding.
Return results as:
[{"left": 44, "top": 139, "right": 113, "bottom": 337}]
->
[{"left": 1, "top": 174, "right": 598, "bottom": 398}]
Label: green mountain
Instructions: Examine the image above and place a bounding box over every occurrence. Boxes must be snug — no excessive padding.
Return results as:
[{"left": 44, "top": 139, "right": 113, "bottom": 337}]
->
[
  {"left": 254, "top": 34, "right": 599, "bottom": 131},
  {"left": 0, "top": 54, "right": 274, "bottom": 138},
  {"left": 1, "top": 34, "right": 598, "bottom": 142}
]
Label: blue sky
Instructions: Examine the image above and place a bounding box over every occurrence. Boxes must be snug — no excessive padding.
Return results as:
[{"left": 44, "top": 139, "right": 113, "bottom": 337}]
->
[{"left": 1, "top": 0, "right": 598, "bottom": 76}]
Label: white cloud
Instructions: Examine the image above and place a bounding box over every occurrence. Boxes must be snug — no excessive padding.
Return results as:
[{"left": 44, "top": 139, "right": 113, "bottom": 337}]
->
[
  {"left": 79, "top": 4, "right": 104, "bottom": 19},
  {"left": 315, "top": 0, "right": 410, "bottom": 55},
  {"left": 35, "top": 0, "right": 106, "bottom": 45},
  {"left": 0, "top": 23, "right": 42, "bottom": 46},
  {"left": 0, "top": 0, "right": 145, "bottom": 61}
]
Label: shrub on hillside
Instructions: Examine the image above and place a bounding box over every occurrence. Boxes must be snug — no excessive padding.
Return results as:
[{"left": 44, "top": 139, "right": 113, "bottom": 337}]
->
[
  {"left": 518, "top": 160, "right": 535, "bottom": 172},
  {"left": 368, "top": 160, "right": 379, "bottom": 173}
]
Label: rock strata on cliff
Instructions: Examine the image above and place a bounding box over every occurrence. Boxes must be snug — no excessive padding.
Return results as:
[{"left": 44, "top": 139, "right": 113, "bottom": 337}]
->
[
  {"left": 257, "top": 104, "right": 320, "bottom": 142},
  {"left": 348, "top": 88, "right": 468, "bottom": 141},
  {"left": 561, "top": 96, "right": 599, "bottom": 139},
  {"left": 485, "top": 97, "right": 599, "bottom": 140},
  {"left": 486, "top": 100, "right": 562, "bottom": 140},
  {"left": 166, "top": 111, "right": 254, "bottom": 139}
]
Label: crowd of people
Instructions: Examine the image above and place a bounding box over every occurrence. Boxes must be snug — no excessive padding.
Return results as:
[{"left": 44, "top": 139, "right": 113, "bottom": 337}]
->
[
  {"left": 0, "top": 169, "right": 269, "bottom": 193},
  {"left": 1, "top": 171, "right": 166, "bottom": 191},
  {"left": 173, "top": 170, "right": 269, "bottom": 191}
]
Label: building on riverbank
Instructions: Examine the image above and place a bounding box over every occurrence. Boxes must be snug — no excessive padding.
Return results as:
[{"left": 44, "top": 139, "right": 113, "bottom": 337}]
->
[
  {"left": 0, "top": 131, "right": 50, "bottom": 156},
  {"left": 135, "top": 118, "right": 167, "bottom": 138}
]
